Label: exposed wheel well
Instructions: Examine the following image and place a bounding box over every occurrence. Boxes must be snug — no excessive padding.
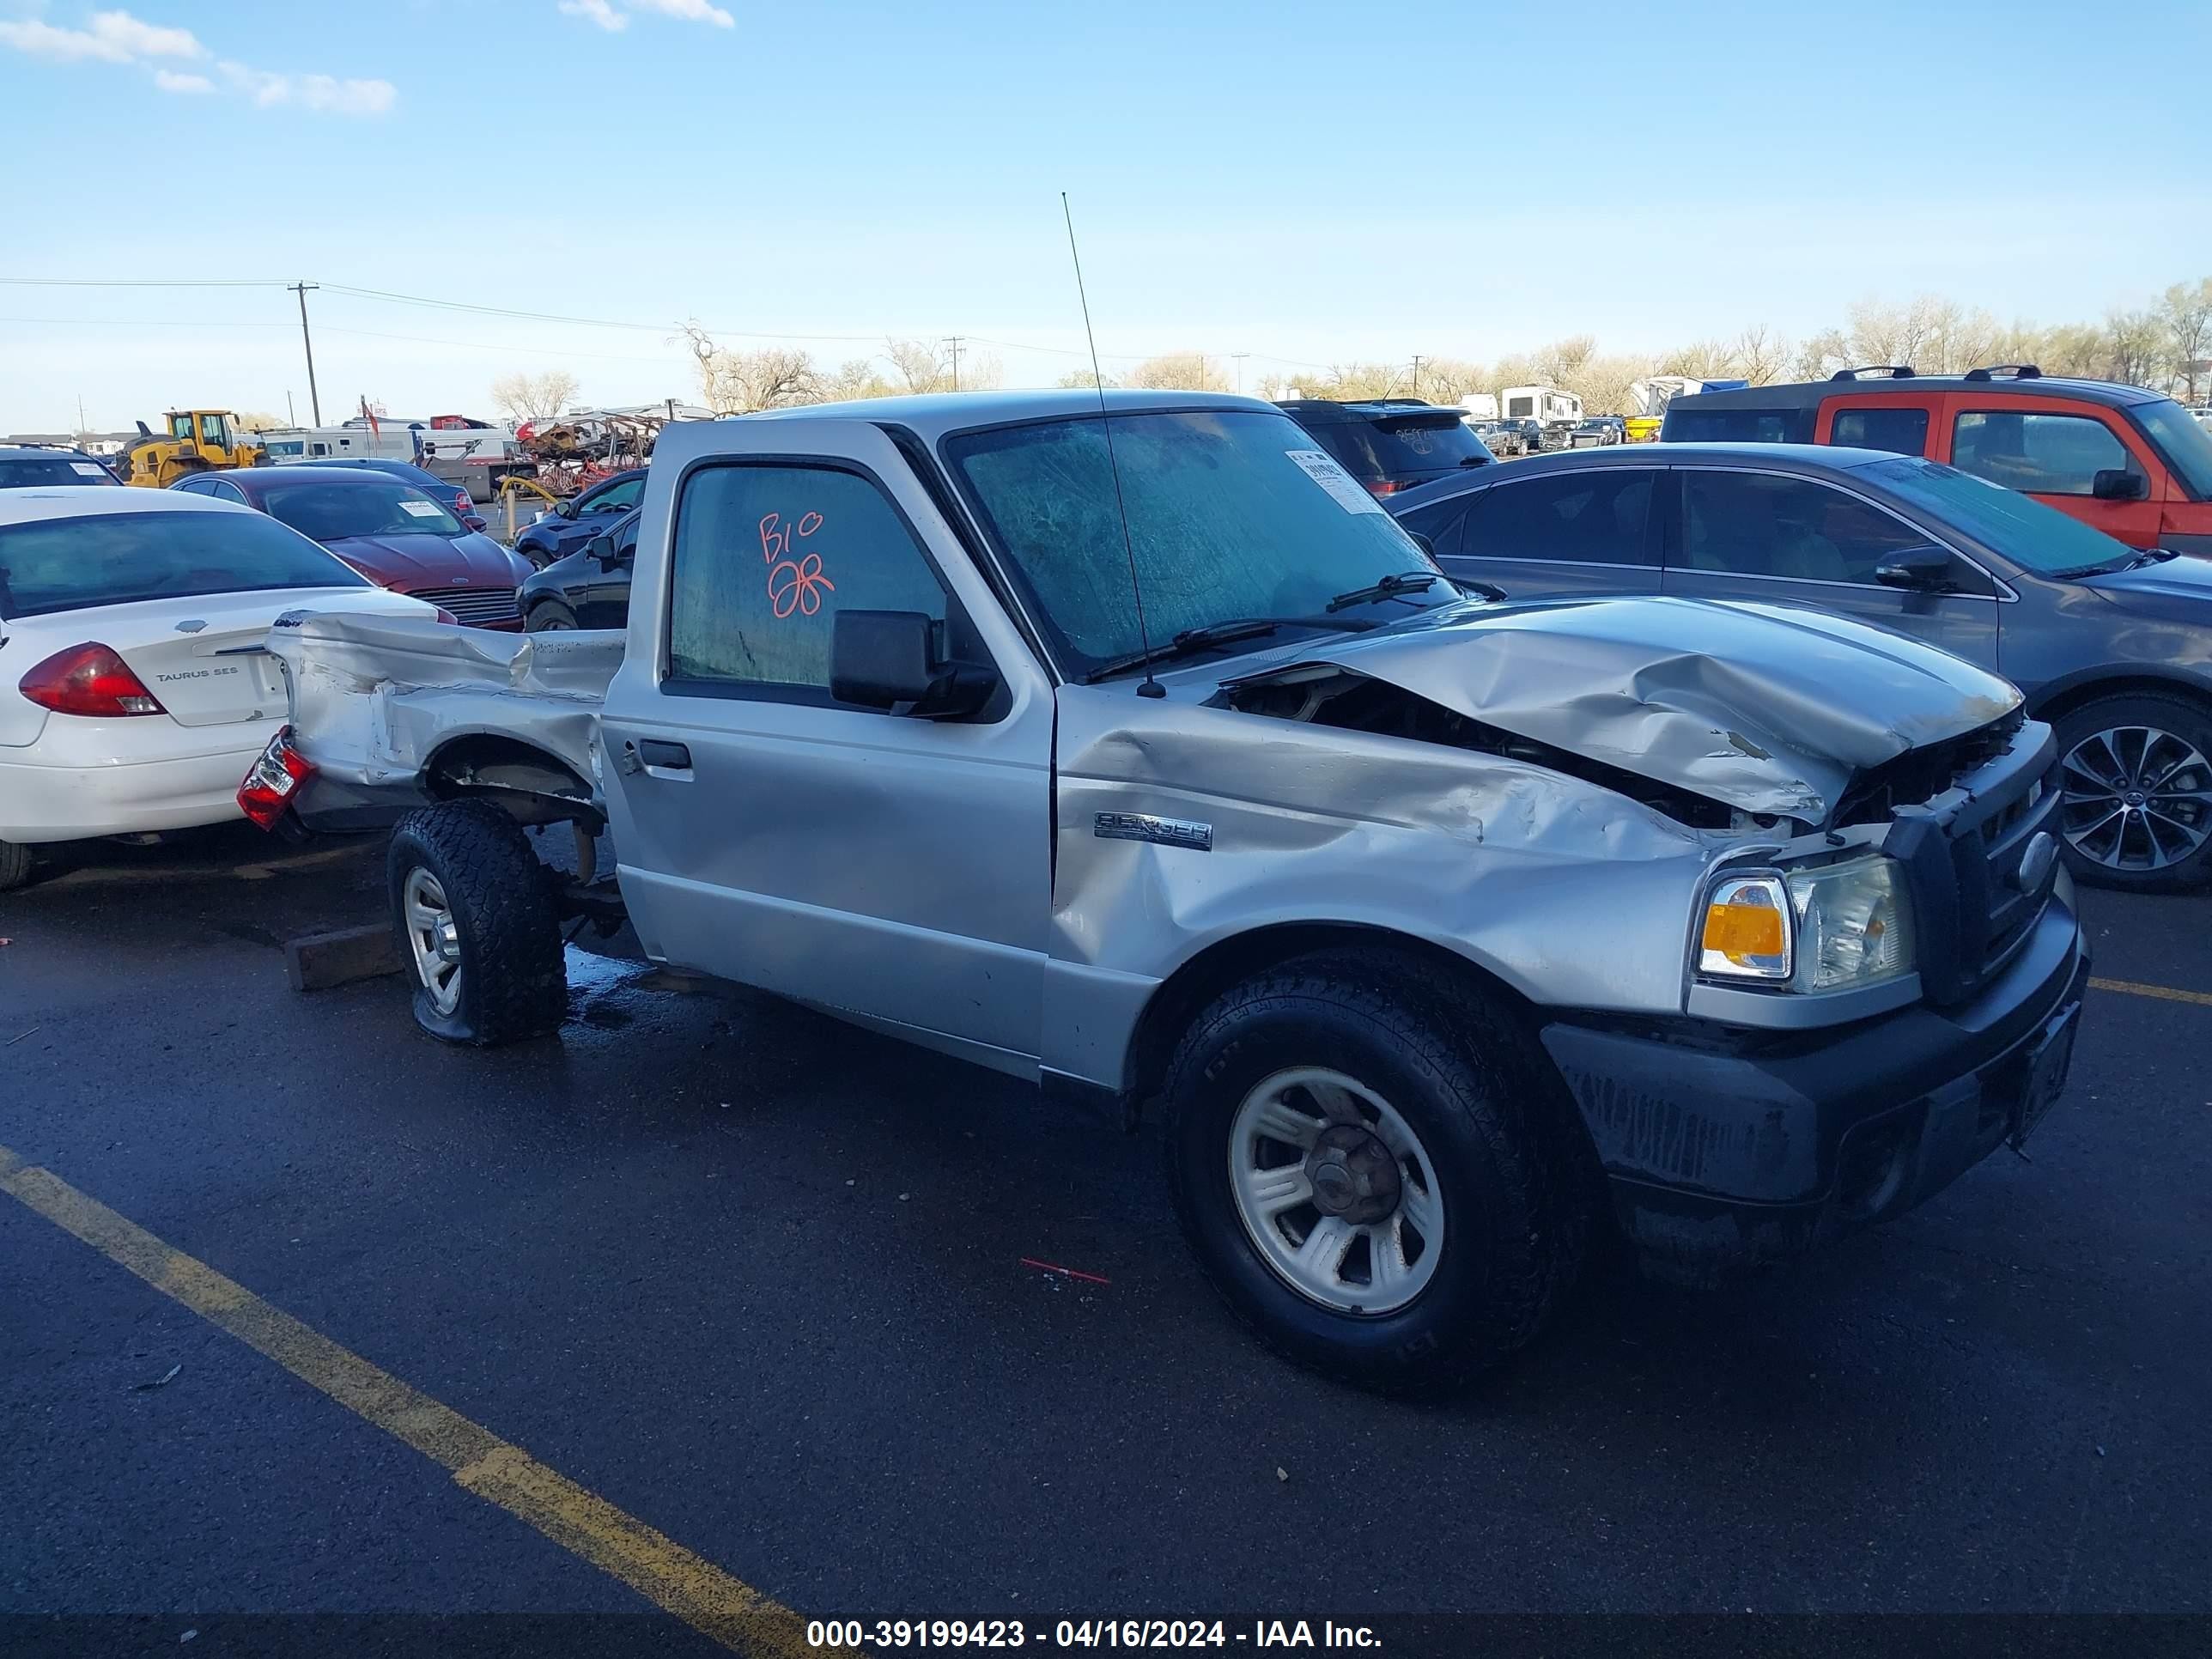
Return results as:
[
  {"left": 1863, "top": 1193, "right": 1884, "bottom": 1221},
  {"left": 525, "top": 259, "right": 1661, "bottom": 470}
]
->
[
  {"left": 2030, "top": 674, "right": 2212, "bottom": 727},
  {"left": 1126, "top": 923, "right": 1542, "bottom": 1105},
  {"left": 422, "top": 733, "right": 601, "bottom": 829}
]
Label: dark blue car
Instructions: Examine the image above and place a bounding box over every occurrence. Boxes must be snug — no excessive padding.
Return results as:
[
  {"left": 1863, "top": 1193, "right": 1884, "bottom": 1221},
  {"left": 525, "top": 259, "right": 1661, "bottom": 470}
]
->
[
  {"left": 1391, "top": 443, "right": 2212, "bottom": 891},
  {"left": 307, "top": 458, "right": 485, "bottom": 531},
  {"left": 512, "top": 468, "right": 647, "bottom": 568},
  {"left": 520, "top": 507, "right": 638, "bottom": 631}
]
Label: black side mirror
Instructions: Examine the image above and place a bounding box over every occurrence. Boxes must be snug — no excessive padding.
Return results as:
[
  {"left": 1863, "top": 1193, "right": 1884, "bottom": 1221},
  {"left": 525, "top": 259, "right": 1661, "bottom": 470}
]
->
[
  {"left": 1405, "top": 530, "right": 1436, "bottom": 558},
  {"left": 2092, "top": 468, "right": 2148, "bottom": 502},
  {"left": 1874, "top": 544, "right": 1959, "bottom": 592},
  {"left": 585, "top": 532, "right": 616, "bottom": 566},
  {"left": 830, "top": 610, "right": 996, "bottom": 720},
  {"left": 554, "top": 499, "right": 579, "bottom": 520},
  {"left": 463, "top": 514, "right": 489, "bottom": 532}
]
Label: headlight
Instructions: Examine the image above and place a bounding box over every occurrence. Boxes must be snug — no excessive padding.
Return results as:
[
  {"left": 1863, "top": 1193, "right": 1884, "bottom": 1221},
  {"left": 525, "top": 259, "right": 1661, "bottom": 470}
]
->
[
  {"left": 1697, "top": 854, "right": 1916, "bottom": 993},
  {"left": 1786, "top": 854, "right": 1915, "bottom": 991}
]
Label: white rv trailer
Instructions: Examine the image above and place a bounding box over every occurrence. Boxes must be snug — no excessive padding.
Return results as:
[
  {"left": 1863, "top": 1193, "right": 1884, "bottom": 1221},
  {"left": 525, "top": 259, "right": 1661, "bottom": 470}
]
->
[{"left": 1499, "top": 386, "right": 1582, "bottom": 424}]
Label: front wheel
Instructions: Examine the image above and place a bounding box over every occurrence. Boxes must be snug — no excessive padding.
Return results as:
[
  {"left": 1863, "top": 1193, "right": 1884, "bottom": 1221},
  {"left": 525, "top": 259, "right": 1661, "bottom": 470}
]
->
[
  {"left": 526, "top": 599, "right": 578, "bottom": 633},
  {"left": 1162, "top": 950, "right": 1586, "bottom": 1395},
  {"left": 387, "top": 801, "right": 567, "bottom": 1043},
  {"left": 2052, "top": 692, "right": 2212, "bottom": 891}
]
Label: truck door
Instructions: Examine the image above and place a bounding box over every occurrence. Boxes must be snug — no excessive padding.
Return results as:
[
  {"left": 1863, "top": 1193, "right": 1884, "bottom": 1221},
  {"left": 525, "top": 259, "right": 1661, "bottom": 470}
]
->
[
  {"left": 599, "top": 420, "right": 1055, "bottom": 1076},
  {"left": 1937, "top": 394, "right": 2165, "bottom": 549},
  {"left": 1661, "top": 462, "right": 2001, "bottom": 672}
]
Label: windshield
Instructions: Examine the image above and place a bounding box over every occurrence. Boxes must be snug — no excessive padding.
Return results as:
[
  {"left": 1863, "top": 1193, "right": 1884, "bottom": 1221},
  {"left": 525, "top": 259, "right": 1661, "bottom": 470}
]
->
[
  {"left": 943, "top": 409, "right": 1446, "bottom": 677},
  {"left": 0, "top": 455, "right": 118, "bottom": 489},
  {"left": 1856, "top": 456, "right": 2135, "bottom": 574},
  {"left": 261, "top": 479, "right": 464, "bottom": 541},
  {"left": 2131, "top": 398, "right": 2212, "bottom": 498},
  {"left": 0, "top": 508, "right": 367, "bottom": 619}
]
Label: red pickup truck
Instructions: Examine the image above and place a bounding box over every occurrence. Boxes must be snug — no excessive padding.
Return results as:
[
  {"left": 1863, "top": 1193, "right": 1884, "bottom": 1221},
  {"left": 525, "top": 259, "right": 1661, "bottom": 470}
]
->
[{"left": 1662, "top": 368, "right": 2212, "bottom": 556}]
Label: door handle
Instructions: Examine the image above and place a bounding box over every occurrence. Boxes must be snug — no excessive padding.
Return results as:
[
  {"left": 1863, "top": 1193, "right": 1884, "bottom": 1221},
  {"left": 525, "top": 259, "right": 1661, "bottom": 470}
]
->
[{"left": 638, "top": 739, "right": 691, "bottom": 770}]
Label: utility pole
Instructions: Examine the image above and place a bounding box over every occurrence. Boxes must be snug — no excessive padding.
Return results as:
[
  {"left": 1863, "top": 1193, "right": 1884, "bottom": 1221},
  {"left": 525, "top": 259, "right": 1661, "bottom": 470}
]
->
[
  {"left": 76, "top": 395, "right": 88, "bottom": 437},
  {"left": 946, "top": 336, "right": 964, "bottom": 392},
  {"left": 289, "top": 282, "right": 322, "bottom": 426},
  {"left": 1411, "top": 356, "right": 1425, "bottom": 398},
  {"left": 1231, "top": 353, "right": 1250, "bottom": 394},
  {"left": 286, "top": 391, "right": 295, "bottom": 426}
]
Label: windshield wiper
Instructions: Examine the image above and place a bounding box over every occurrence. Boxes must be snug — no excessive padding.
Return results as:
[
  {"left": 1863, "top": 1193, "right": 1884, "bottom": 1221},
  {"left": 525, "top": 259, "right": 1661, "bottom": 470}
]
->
[
  {"left": 2050, "top": 547, "right": 2174, "bottom": 579},
  {"left": 1325, "top": 570, "right": 1441, "bottom": 612},
  {"left": 1080, "top": 614, "right": 1376, "bottom": 684}
]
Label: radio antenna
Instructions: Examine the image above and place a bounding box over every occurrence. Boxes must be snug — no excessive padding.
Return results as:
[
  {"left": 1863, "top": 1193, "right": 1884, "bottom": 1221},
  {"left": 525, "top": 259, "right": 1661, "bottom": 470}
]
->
[{"left": 1061, "top": 191, "right": 1164, "bottom": 699}]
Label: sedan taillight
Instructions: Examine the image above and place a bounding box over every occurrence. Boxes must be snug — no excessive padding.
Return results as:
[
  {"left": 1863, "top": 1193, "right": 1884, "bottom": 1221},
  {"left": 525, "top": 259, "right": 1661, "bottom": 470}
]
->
[{"left": 18, "top": 643, "right": 165, "bottom": 717}]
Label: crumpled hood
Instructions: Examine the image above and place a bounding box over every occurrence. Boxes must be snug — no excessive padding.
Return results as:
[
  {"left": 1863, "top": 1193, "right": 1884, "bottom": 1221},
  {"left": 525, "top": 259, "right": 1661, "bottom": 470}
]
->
[
  {"left": 1222, "top": 596, "right": 2022, "bottom": 821},
  {"left": 2079, "top": 551, "right": 2212, "bottom": 615},
  {"left": 321, "top": 531, "right": 523, "bottom": 590}
]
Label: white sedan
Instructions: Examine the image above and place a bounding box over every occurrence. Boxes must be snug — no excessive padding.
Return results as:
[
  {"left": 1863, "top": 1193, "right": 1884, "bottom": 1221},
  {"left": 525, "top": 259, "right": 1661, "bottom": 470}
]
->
[{"left": 0, "top": 486, "right": 437, "bottom": 890}]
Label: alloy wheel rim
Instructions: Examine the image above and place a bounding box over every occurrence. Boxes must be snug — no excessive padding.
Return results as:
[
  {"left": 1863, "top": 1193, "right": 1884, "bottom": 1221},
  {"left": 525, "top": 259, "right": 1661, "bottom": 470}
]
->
[
  {"left": 1226, "top": 1066, "right": 1444, "bottom": 1316},
  {"left": 402, "top": 866, "right": 464, "bottom": 1016},
  {"left": 2059, "top": 725, "right": 2211, "bottom": 872}
]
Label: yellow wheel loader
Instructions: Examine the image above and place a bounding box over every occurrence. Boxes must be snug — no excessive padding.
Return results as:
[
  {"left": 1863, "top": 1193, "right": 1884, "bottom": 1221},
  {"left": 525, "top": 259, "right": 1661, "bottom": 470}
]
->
[{"left": 116, "top": 410, "right": 269, "bottom": 487}]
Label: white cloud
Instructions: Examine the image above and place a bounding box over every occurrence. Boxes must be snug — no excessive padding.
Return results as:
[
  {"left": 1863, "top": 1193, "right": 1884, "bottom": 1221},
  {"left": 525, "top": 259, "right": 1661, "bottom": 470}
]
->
[
  {"left": 0, "top": 9, "right": 205, "bottom": 63},
  {"left": 0, "top": 9, "right": 396, "bottom": 117},
  {"left": 557, "top": 0, "right": 734, "bottom": 31},
  {"left": 630, "top": 0, "right": 734, "bottom": 25},
  {"left": 217, "top": 60, "right": 395, "bottom": 116},
  {"left": 558, "top": 0, "right": 629, "bottom": 29}
]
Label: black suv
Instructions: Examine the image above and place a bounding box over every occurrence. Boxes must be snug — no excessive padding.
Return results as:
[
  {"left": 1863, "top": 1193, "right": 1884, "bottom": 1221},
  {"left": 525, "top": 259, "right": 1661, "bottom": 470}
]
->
[
  {"left": 1275, "top": 398, "right": 1492, "bottom": 497},
  {"left": 0, "top": 443, "right": 120, "bottom": 489}
]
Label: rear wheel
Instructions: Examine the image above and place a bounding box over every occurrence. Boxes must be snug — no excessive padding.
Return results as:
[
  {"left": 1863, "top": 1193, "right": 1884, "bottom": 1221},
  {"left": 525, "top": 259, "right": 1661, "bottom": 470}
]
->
[
  {"left": 526, "top": 599, "right": 578, "bottom": 633},
  {"left": 0, "top": 839, "right": 33, "bottom": 892},
  {"left": 2052, "top": 692, "right": 2212, "bottom": 891},
  {"left": 387, "top": 801, "right": 566, "bottom": 1043},
  {"left": 1162, "top": 949, "right": 1586, "bottom": 1395}
]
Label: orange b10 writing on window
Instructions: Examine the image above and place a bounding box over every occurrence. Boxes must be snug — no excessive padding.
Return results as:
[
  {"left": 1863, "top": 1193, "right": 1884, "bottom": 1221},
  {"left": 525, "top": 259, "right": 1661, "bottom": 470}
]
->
[{"left": 757, "top": 510, "right": 835, "bottom": 619}]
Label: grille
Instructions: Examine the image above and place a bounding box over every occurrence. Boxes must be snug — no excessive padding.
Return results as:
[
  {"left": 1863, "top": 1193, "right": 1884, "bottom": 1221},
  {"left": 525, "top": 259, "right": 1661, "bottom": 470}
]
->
[
  {"left": 1883, "top": 722, "right": 2060, "bottom": 1006},
  {"left": 409, "top": 584, "right": 520, "bottom": 625}
]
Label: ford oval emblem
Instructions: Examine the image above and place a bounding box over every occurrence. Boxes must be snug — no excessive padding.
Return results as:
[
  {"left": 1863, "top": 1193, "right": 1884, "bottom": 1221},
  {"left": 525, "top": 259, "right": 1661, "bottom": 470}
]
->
[{"left": 2017, "top": 830, "right": 2057, "bottom": 893}]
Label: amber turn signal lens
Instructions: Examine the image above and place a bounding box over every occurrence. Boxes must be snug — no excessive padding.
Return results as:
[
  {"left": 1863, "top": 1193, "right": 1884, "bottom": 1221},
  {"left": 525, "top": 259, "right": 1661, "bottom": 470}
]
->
[{"left": 1704, "top": 899, "right": 1785, "bottom": 963}]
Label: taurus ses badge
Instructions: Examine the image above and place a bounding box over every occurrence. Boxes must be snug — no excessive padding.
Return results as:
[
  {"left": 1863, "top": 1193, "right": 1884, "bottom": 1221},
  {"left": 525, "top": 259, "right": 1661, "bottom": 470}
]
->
[{"left": 1094, "top": 812, "right": 1212, "bottom": 852}]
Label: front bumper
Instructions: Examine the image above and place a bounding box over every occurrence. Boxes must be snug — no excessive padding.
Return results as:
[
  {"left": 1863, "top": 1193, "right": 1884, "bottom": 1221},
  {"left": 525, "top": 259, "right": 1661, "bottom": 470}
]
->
[{"left": 1539, "top": 891, "right": 2088, "bottom": 1285}]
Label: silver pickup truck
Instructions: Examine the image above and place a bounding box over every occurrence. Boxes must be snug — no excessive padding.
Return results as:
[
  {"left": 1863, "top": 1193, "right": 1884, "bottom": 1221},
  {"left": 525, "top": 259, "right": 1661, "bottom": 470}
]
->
[{"left": 247, "top": 390, "right": 2089, "bottom": 1393}]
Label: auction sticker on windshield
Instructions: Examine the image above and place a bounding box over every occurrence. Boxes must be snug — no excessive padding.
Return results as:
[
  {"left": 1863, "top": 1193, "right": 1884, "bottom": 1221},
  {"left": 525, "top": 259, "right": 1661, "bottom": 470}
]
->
[
  {"left": 1285, "top": 448, "right": 1383, "bottom": 514},
  {"left": 398, "top": 501, "right": 443, "bottom": 517},
  {"left": 70, "top": 462, "right": 106, "bottom": 477}
]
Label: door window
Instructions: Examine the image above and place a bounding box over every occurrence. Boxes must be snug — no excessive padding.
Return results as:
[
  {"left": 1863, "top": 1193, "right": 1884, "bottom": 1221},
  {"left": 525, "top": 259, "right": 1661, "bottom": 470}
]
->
[
  {"left": 1830, "top": 406, "right": 1929, "bottom": 456},
  {"left": 210, "top": 479, "right": 249, "bottom": 504},
  {"left": 667, "top": 463, "right": 950, "bottom": 702},
  {"left": 1951, "top": 410, "right": 2142, "bottom": 496},
  {"left": 198, "top": 414, "right": 228, "bottom": 446},
  {"left": 1458, "top": 469, "right": 1656, "bottom": 564},
  {"left": 1394, "top": 498, "right": 1467, "bottom": 556},
  {"left": 1679, "top": 470, "right": 1941, "bottom": 585}
]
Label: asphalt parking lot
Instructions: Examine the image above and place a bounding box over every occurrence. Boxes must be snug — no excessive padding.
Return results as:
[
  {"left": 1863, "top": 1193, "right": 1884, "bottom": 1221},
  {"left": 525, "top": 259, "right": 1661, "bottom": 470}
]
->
[{"left": 3, "top": 826, "right": 2208, "bottom": 1647}]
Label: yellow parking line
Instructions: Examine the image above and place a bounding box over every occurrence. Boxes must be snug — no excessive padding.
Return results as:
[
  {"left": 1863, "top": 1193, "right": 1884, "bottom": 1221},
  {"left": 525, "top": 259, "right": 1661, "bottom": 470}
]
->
[
  {"left": 2090, "top": 976, "right": 2212, "bottom": 1008},
  {"left": 0, "top": 1145, "right": 812, "bottom": 1657}
]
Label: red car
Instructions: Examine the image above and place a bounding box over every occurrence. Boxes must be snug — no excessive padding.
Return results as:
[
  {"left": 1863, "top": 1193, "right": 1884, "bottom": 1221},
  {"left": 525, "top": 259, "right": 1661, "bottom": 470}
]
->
[
  {"left": 1663, "top": 368, "right": 2212, "bottom": 555},
  {"left": 171, "top": 466, "right": 532, "bottom": 629}
]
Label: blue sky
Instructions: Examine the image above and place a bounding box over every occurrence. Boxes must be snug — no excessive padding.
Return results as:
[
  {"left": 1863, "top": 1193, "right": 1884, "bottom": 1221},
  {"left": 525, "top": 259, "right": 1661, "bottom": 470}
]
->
[{"left": 3, "top": 0, "right": 2208, "bottom": 431}]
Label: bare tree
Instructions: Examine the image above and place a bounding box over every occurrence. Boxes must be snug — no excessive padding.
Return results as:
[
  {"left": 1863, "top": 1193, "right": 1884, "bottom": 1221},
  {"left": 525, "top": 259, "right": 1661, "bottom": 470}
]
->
[
  {"left": 681, "top": 323, "right": 816, "bottom": 414},
  {"left": 1660, "top": 338, "right": 1737, "bottom": 380},
  {"left": 1121, "top": 352, "right": 1231, "bottom": 392},
  {"left": 886, "top": 338, "right": 953, "bottom": 394},
  {"left": 1845, "top": 296, "right": 1948, "bottom": 370},
  {"left": 1793, "top": 326, "right": 1850, "bottom": 381},
  {"left": 2103, "top": 308, "right": 2169, "bottom": 389},
  {"left": 234, "top": 410, "right": 287, "bottom": 432},
  {"left": 489, "top": 369, "right": 580, "bottom": 425},
  {"left": 1056, "top": 368, "right": 1118, "bottom": 389},
  {"left": 1534, "top": 335, "right": 1596, "bottom": 388},
  {"left": 2160, "top": 278, "right": 2212, "bottom": 404},
  {"left": 820, "top": 359, "right": 895, "bottom": 402},
  {"left": 2034, "top": 321, "right": 2107, "bottom": 379},
  {"left": 1302, "top": 362, "right": 1408, "bottom": 400},
  {"left": 1733, "top": 325, "right": 1790, "bottom": 385}
]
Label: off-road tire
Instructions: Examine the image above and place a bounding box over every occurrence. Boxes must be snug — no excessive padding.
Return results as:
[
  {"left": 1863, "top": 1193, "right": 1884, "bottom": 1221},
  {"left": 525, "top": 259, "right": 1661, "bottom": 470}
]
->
[
  {"left": 2051, "top": 691, "right": 2212, "bottom": 893},
  {"left": 526, "top": 599, "right": 579, "bottom": 633},
  {"left": 0, "top": 839, "right": 33, "bottom": 892},
  {"left": 387, "top": 801, "right": 566, "bottom": 1044},
  {"left": 1162, "top": 948, "right": 1588, "bottom": 1396}
]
